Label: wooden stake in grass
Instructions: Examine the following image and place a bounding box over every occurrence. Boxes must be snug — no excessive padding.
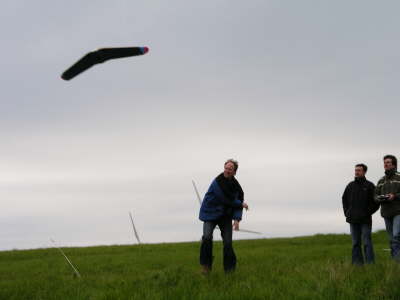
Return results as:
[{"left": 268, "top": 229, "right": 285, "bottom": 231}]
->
[
  {"left": 129, "top": 212, "right": 141, "bottom": 244},
  {"left": 50, "top": 238, "right": 81, "bottom": 278}
]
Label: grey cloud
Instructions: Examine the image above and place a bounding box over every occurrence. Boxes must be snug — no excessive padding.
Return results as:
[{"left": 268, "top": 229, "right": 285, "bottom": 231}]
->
[{"left": 1, "top": 0, "right": 398, "bottom": 250}]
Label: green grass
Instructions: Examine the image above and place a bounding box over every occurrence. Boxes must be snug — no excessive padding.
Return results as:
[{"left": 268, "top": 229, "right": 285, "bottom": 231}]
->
[{"left": 0, "top": 230, "right": 399, "bottom": 299}]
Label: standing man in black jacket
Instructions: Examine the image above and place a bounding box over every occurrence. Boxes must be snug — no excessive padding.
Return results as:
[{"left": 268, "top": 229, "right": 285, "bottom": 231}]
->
[{"left": 342, "top": 163, "right": 379, "bottom": 265}]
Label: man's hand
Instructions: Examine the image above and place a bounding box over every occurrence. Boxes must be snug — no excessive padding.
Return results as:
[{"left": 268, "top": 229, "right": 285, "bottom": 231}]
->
[
  {"left": 233, "top": 220, "right": 240, "bottom": 231},
  {"left": 242, "top": 202, "right": 249, "bottom": 211},
  {"left": 388, "top": 193, "right": 396, "bottom": 201}
]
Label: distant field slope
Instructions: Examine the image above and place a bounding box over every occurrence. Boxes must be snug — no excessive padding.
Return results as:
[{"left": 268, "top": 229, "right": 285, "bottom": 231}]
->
[{"left": 0, "top": 231, "right": 399, "bottom": 299}]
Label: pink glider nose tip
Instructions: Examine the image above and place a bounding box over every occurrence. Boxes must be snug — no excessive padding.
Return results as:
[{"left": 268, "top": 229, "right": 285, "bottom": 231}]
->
[{"left": 143, "top": 46, "right": 149, "bottom": 54}]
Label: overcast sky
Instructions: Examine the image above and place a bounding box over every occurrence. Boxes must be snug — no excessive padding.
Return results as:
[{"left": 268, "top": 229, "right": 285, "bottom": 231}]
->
[{"left": 1, "top": 0, "right": 399, "bottom": 250}]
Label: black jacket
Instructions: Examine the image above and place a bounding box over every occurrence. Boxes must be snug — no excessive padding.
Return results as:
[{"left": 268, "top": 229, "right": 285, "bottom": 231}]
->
[
  {"left": 342, "top": 177, "right": 379, "bottom": 224},
  {"left": 215, "top": 173, "right": 244, "bottom": 217}
]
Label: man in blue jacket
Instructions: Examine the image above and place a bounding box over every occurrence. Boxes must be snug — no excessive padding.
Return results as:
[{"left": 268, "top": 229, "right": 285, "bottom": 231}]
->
[{"left": 199, "top": 159, "right": 249, "bottom": 274}]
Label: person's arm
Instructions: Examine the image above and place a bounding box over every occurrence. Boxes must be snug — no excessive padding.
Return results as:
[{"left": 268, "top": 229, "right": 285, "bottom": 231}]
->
[
  {"left": 232, "top": 194, "right": 247, "bottom": 225},
  {"left": 369, "top": 183, "right": 380, "bottom": 215},
  {"left": 233, "top": 220, "right": 240, "bottom": 231},
  {"left": 232, "top": 207, "right": 243, "bottom": 230},
  {"left": 231, "top": 177, "right": 246, "bottom": 209},
  {"left": 374, "top": 179, "right": 385, "bottom": 203},
  {"left": 342, "top": 184, "right": 350, "bottom": 216},
  {"left": 232, "top": 203, "right": 249, "bottom": 230},
  {"left": 393, "top": 176, "right": 400, "bottom": 200}
]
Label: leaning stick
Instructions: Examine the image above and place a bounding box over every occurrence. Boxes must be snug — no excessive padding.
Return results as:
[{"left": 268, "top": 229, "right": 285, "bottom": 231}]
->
[
  {"left": 50, "top": 238, "right": 81, "bottom": 278},
  {"left": 192, "top": 180, "right": 202, "bottom": 205},
  {"left": 129, "top": 212, "right": 141, "bottom": 244}
]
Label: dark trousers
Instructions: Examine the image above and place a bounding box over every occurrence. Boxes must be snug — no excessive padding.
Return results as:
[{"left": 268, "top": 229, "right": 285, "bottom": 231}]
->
[
  {"left": 200, "top": 216, "right": 236, "bottom": 272},
  {"left": 350, "top": 223, "right": 375, "bottom": 265},
  {"left": 384, "top": 215, "right": 400, "bottom": 259}
]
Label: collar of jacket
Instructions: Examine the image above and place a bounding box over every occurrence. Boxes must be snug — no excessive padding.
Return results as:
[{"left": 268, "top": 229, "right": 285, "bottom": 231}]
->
[
  {"left": 354, "top": 176, "right": 366, "bottom": 183},
  {"left": 385, "top": 169, "right": 396, "bottom": 178}
]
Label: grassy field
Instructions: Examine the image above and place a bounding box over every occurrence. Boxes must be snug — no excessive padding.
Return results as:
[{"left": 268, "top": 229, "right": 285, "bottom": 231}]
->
[{"left": 1, "top": 230, "right": 399, "bottom": 300}]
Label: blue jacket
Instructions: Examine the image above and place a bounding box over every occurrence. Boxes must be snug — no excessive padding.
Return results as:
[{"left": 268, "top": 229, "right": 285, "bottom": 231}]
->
[{"left": 199, "top": 178, "right": 243, "bottom": 222}]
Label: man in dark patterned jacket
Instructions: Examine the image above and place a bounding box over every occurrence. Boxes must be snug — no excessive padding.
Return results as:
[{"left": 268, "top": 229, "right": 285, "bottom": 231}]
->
[{"left": 375, "top": 155, "right": 400, "bottom": 260}]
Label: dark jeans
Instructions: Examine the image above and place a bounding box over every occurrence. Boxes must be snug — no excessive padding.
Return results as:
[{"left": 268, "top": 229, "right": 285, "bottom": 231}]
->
[
  {"left": 384, "top": 215, "right": 400, "bottom": 259},
  {"left": 350, "top": 223, "right": 375, "bottom": 265},
  {"left": 200, "top": 216, "right": 236, "bottom": 272}
]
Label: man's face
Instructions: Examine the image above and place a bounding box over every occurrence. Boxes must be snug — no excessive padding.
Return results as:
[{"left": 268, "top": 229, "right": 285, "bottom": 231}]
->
[
  {"left": 223, "top": 162, "right": 236, "bottom": 178},
  {"left": 354, "top": 166, "right": 365, "bottom": 178},
  {"left": 384, "top": 158, "right": 395, "bottom": 171}
]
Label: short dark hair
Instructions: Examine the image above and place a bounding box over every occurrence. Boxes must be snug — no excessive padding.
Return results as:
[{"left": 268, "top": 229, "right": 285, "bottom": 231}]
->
[
  {"left": 384, "top": 155, "right": 397, "bottom": 168},
  {"left": 355, "top": 163, "right": 368, "bottom": 173}
]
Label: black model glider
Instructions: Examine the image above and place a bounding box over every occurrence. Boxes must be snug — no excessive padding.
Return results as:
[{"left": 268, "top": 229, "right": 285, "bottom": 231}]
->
[{"left": 61, "top": 46, "right": 149, "bottom": 80}]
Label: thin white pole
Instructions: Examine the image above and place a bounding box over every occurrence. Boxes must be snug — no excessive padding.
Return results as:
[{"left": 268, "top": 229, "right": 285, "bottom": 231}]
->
[
  {"left": 50, "top": 238, "right": 81, "bottom": 278},
  {"left": 192, "top": 180, "right": 202, "bottom": 205},
  {"left": 235, "top": 228, "right": 262, "bottom": 234},
  {"left": 129, "top": 212, "right": 141, "bottom": 244}
]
